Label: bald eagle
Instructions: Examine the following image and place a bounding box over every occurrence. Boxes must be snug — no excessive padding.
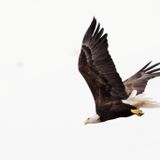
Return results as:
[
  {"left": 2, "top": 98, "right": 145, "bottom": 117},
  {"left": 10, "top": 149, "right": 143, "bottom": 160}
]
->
[{"left": 78, "top": 18, "right": 160, "bottom": 125}]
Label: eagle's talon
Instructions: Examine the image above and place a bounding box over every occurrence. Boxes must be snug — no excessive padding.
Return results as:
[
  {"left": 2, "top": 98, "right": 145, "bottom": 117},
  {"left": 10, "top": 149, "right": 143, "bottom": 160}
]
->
[{"left": 131, "top": 109, "right": 144, "bottom": 116}]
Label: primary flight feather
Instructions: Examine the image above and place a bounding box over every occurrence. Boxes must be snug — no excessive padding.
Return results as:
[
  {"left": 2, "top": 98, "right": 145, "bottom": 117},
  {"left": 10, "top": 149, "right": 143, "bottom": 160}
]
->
[{"left": 78, "top": 18, "right": 160, "bottom": 124}]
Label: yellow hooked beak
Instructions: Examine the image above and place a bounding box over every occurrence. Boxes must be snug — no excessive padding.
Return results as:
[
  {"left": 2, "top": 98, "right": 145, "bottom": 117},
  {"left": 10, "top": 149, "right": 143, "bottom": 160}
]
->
[{"left": 84, "top": 118, "right": 89, "bottom": 125}]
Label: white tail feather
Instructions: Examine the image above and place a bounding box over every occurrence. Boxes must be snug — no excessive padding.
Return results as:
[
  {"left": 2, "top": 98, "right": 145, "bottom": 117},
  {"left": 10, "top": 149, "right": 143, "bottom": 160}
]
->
[{"left": 122, "top": 90, "right": 160, "bottom": 108}]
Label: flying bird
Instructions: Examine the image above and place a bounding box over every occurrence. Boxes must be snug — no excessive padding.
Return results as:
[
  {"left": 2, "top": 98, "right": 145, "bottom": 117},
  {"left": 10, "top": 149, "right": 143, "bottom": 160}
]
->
[{"left": 78, "top": 18, "right": 160, "bottom": 125}]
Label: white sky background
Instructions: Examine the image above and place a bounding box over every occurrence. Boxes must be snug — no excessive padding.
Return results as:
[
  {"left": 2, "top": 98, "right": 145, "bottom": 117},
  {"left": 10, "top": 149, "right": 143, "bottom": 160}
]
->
[{"left": 0, "top": 0, "right": 160, "bottom": 159}]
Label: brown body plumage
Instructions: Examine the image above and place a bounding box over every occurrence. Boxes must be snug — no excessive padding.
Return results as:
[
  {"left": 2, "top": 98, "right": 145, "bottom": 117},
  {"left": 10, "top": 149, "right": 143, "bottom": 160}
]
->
[{"left": 78, "top": 18, "right": 160, "bottom": 124}]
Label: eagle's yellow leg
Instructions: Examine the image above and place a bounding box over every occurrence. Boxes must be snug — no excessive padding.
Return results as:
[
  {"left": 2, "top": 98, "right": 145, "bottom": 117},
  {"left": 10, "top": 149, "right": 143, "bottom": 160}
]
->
[{"left": 131, "top": 109, "right": 144, "bottom": 116}]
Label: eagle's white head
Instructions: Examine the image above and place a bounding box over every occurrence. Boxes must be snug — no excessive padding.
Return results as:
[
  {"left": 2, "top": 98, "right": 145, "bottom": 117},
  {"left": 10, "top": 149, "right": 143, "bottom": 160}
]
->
[{"left": 84, "top": 114, "right": 101, "bottom": 125}]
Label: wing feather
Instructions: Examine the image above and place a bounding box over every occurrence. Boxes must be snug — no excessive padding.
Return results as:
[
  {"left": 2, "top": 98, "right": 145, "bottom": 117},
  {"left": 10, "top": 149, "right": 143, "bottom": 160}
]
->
[
  {"left": 79, "top": 18, "right": 127, "bottom": 100},
  {"left": 124, "top": 62, "right": 160, "bottom": 95}
]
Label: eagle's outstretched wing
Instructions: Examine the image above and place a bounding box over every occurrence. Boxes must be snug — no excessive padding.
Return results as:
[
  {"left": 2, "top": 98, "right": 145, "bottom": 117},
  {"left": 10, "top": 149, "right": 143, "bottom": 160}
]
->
[
  {"left": 78, "top": 18, "right": 127, "bottom": 101},
  {"left": 124, "top": 61, "right": 160, "bottom": 95}
]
